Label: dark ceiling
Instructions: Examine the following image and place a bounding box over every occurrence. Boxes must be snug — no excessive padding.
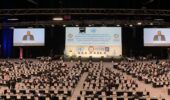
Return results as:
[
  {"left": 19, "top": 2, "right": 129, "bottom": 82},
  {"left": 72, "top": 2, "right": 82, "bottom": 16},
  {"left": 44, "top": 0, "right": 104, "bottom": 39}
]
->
[
  {"left": 0, "top": 0, "right": 169, "bottom": 9},
  {"left": 1, "top": 0, "right": 170, "bottom": 27}
]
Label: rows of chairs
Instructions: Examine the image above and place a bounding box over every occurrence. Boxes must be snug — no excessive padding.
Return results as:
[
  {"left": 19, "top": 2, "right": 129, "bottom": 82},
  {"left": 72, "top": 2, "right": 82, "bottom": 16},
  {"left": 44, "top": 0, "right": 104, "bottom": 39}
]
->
[
  {"left": 0, "top": 59, "right": 83, "bottom": 100},
  {"left": 0, "top": 59, "right": 167, "bottom": 100},
  {"left": 114, "top": 60, "right": 170, "bottom": 88},
  {"left": 78, "top": 62, "right": 165, "bottom": 100},
  {"left": 0, "top": 94, "right": 69, "bottom": 100},
  {"left": 77, "top": 96, "right": 164, "bottom": 100}
]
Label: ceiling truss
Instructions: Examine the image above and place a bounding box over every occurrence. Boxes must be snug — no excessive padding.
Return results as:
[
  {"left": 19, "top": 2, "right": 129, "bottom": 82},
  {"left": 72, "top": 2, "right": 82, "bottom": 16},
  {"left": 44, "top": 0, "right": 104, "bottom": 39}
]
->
[
  {"left": 1, "top": 8, "right": 170, "bottom": 27},
  {"left": 0, "top": 8, "right": 170, "bottom": 16}
]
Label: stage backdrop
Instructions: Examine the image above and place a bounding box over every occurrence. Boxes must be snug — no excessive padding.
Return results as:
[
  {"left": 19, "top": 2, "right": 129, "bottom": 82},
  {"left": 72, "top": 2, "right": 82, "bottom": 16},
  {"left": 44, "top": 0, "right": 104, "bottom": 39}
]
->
[
  {"left": 144, "top": 28, "right": 170, "bottom": 46},
  {"left": 65, "top": 27, "right": 122, "bottom": 58}
]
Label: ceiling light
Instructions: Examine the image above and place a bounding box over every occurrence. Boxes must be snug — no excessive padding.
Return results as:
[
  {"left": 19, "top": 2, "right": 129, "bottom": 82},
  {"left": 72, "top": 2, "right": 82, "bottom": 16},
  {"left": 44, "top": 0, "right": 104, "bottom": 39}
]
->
[
  {"left": 51, "top": 24, "right": 55, "bottom": 27},
  {"left": 137, "top": 22, "right": 142, "bottom": 25},
  {"left": 129, "top": 24, "right": 133, "bottom": 27},
  {"left": 52, "top": 17, "right": 63, "bottom": 21},
  {"left": 10, "top": 27, "right": 15, "bottom": 29},
  {"left": 8, "top": 18, "right": 19, "bottom": 21},
  {"left": 154, "top": 18, "right": 164, "bottom": 21},
  {"left": 28, "top": 27, "right": 33, "bottom": 28},
  {"left": 150, "top": 22, "right": 153, "bottom": 25},
  {"left": 116, "top": 24, "right": 120, "bottom": 27},
  {"left": 63, "top": 24, "right": 66, "bottom": 27}
]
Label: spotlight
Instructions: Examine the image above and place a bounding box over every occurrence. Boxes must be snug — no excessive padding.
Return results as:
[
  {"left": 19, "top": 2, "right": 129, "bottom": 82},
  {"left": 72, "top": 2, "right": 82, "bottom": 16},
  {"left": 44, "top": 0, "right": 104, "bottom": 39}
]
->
[
  {"left": 137, "top": 22, "right": 142, "bottom": 25},
  {"left": 75, "top": 24, "right": 79, "bottom": 27}
]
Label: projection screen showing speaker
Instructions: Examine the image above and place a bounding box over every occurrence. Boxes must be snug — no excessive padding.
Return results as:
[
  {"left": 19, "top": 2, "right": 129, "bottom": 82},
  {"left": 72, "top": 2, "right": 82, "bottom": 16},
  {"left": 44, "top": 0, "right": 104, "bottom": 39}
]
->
[
  {"left": 13, "top": 28, "right": 45, "bottom": 46},
  {"left": 144, "top": 28, "right": 170, "bottom": 46},
  {"left": 65, "top": 27, "right": 122, "bottom": 58}
]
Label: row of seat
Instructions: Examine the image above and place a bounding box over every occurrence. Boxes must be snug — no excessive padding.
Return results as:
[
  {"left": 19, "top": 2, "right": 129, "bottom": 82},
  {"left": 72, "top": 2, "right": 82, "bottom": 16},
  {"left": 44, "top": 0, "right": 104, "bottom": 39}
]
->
[
  {"left": 3, "top": 89, "right": 72, "bottom": 96},
  {"left": 114, "top": 60, "right": 170, "bottom": 88},
  {"left": 0, "top": 94, "right": 70, "bottom": 100},
  {"left": 0, "top": 59, "right": 84, "bottom": 99},
  {"left": 77, "top": 96, "right": 165, "bottom": 100}
]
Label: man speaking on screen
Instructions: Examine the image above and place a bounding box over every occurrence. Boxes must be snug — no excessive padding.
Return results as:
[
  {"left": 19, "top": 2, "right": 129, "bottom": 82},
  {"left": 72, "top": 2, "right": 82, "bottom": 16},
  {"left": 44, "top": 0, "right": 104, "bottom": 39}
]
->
[
  {"left": 153, "top": 31, "right": 166, "bottom": 41},
  {"left": 23, "top": 31, "right": 34, "bottom": 41}
]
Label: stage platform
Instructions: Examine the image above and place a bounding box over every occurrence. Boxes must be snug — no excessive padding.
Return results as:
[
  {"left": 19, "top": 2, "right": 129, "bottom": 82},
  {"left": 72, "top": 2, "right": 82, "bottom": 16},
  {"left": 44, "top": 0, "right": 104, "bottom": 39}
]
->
[{"left": 62, "top": 56, "right": 123, "bottom": 62}]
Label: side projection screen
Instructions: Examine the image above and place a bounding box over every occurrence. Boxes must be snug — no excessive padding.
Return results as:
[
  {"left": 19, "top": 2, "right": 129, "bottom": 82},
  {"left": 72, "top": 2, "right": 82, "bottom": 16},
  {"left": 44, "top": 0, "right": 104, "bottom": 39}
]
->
[
  {"left": 13, "top": 28, "right": 45, "bottom": 46},
  {"left": 144, "top": 28, "right": 170, "bottom": 46}
]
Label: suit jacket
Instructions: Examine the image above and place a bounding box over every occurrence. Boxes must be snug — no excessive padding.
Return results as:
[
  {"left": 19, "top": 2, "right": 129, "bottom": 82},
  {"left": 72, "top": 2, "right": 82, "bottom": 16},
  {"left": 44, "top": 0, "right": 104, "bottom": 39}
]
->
[
  {"left": 153, "top": 35, "right": 165, "bottom": 41},
  {"left": 23, "top": 35, "right": 34, "bottom": 40}
]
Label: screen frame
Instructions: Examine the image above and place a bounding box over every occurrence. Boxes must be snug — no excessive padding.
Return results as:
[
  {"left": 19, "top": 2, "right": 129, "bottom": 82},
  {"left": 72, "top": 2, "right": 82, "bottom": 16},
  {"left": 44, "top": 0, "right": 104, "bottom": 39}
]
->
[
  {"left": 144, "top": 28, "right": 170, "bottom": 47},
  {"left": 13, "top": 28, "right": 45, "bottom": 46}
]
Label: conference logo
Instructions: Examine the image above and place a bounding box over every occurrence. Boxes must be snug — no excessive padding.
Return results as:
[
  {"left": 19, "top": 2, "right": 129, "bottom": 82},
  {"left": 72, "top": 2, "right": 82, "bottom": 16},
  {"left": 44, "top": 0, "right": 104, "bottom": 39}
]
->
[
  {"left": 105, "top": 47, "right": 110, "bottom": 52},
  {"left": 113, "top": 33, "right": 120, "bottom": 41},
  {"left": 67, "top": 33, "right": 74, "bottom": 42},
  {"left": 67, "top": 33, "right": 73, "bottom": 38},
  {"left": 77, "top": 47, "right": 84, "bottom": 52},
  {"left": 114, "top": 34, "right": 119, "bottom": 38},
  {"left": 88, "top": 46, "right": 94, "bottom": 52},
  {"left": 88, "top": 46, "right": 108, "bottom": 52}
]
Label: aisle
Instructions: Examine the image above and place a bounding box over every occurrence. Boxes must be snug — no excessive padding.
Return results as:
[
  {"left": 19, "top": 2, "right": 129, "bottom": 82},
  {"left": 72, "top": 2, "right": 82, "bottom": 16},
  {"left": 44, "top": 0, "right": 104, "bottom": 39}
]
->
[{"left": 70, "top": 72, "right": 88, "bottom": 100}]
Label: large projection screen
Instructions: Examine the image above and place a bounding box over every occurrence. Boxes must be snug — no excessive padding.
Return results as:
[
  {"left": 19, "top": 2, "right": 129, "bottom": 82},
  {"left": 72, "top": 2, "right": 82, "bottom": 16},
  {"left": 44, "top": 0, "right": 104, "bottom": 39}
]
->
[
  {"left": 144, "top": 28, "right": 170, "bottom": 46},
  {"left": 65, "top": 27, "right": 122, "bottom": 58},
  {"left": 13, "top": 28, "right": 45, "bottom": 46}
]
